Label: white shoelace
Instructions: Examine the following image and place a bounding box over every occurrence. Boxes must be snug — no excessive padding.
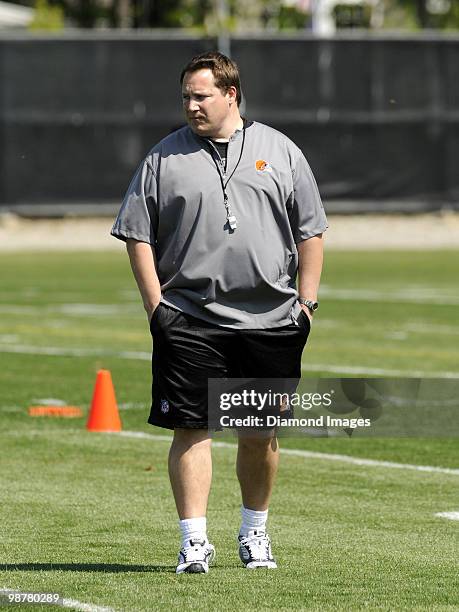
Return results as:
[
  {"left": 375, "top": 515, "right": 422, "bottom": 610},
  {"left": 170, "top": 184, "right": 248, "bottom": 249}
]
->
[
  {"left": 239, "top": 532, "right": 271, "bottom": 561},
  {"left": 181, "top": 539, "right": 209, "bottom": 562}
]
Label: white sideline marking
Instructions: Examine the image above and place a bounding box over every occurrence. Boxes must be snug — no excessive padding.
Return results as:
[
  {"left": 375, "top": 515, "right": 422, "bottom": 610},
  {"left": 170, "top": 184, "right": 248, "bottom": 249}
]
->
[
  {"left": 434, "top": 511, "right": 459, "bottom": 521},
  {"left": 117, "top": 431, "right": 459, "bottom": 476},
  {"left": 0, "top": 342, "right": 457, "bottom": 379},
  {"left": 0, "top": 588, "right": 115, "bottom": 612}
]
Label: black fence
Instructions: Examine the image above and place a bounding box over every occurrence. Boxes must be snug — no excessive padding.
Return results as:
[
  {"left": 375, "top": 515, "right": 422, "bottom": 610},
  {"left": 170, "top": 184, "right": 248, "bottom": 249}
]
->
[{"left": 0, "top": 32, "right": 458, "bottom": 212}]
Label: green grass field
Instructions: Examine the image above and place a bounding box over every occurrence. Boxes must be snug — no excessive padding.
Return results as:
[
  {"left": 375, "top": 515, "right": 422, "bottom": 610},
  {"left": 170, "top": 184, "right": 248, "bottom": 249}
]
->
[{"left": 0, "top": 250, "right": 458, "bottom": 611}]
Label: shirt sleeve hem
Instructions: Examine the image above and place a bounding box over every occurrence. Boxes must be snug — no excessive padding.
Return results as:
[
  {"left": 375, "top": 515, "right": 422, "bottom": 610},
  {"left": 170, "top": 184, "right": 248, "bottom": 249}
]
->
[
  {"left": 294, "top": 224, "right": 328, "bottom": 243},
  {"left": 110, "top": 228, "right": 154, "bottom": 244}
]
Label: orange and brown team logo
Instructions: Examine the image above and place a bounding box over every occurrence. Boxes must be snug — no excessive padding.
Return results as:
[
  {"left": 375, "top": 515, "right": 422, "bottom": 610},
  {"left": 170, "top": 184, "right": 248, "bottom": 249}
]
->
[{"left": 255, "top": 159, "right": 273, "bottom": 173}]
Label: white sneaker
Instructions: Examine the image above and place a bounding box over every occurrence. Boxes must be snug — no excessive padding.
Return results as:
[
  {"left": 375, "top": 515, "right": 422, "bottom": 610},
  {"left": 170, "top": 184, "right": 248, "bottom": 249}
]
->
[
  {"left": 238, "top": 530, "right": 277, "bottom": 569},
  {"left": 176, "top": 538, "right": 215, "bottom": 574}
]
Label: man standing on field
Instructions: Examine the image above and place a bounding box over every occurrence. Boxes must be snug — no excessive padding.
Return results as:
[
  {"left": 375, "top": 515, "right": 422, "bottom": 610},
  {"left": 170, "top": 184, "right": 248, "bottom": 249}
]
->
[{"left": 111, "top": 51, "right": 327, "bottom": 573}]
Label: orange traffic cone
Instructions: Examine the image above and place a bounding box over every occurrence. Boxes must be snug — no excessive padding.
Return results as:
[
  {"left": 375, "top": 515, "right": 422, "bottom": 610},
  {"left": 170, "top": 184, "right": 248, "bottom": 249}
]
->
[{"left": 86, "top": 369, "right": 122, "bottom": 432}]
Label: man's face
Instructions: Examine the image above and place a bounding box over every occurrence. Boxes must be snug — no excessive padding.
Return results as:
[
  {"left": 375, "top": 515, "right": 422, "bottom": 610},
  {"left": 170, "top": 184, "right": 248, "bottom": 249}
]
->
[{"left": 182, "top": 68, "right": 234, "bottom": 137}]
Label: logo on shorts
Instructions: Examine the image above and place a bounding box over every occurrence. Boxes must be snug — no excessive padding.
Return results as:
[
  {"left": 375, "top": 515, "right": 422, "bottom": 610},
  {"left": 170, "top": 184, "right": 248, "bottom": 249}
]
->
[
  {"left": 255, "top": 159, "right": 273, "bottom": 173},
  {"left": 160, "top": 399, "right": 169, "bottom": 414}
]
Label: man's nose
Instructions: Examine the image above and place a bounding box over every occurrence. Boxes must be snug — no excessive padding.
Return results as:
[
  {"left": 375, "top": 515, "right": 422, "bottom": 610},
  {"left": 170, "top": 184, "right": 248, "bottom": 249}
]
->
[{"left": 188, "top": 99, "right": 200, "bottom": 112}]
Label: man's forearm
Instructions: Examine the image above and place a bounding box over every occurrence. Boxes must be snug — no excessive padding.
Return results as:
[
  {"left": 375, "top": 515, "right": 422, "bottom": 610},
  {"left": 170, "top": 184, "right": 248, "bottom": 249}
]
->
[
  {"left": 297, "top": 234, "right": 324, "bottom": 303},
  {"left": 126, "top": 239, "right": 162, "bottom": 319}
]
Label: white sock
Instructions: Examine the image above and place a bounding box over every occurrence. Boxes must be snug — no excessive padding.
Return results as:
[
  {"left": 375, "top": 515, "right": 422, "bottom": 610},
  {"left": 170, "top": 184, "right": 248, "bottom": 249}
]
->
[
  {"left": 179, "top": 516, "right": 207, "bottom": 548},
  {"left": 239, "top": 505, "right": 268, "bottom": 537}
]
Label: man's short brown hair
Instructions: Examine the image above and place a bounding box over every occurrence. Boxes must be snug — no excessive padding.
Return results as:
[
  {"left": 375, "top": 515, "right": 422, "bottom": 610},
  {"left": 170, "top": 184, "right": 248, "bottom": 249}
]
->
[{"left": 180, "top": 52, "right": 242, "bottom": 106}]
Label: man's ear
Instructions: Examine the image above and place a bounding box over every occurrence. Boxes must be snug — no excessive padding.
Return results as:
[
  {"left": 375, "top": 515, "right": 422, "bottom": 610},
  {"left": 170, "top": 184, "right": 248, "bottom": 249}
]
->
[{"left": 227, "top": 86, "right": 238, "bottom": 106}]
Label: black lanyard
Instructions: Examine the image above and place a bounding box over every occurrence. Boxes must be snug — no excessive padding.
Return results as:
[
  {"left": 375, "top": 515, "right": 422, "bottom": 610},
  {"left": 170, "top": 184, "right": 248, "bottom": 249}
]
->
[{"left": 206, "top": 124, "right": 246, "bottom": 231}]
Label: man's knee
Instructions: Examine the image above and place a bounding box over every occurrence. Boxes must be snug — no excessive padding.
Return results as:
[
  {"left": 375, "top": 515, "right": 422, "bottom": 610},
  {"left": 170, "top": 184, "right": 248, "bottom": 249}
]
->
[{"left": 172, "top": 428, "right": 212, "bottom": 451}]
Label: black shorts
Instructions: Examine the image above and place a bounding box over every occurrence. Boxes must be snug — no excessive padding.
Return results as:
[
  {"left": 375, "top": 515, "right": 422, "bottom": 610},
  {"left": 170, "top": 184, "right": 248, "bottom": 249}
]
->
[{"left": 148, "top": 303, "right": 310, "bottom": 430}]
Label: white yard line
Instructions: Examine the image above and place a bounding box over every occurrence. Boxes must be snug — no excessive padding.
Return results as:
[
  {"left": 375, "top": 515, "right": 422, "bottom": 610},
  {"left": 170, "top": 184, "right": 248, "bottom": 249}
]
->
[
  {"left": 117, "top": 431, "right": 459, "bottom": 476},
  {"left": 0, "top": 342, "right": 457, "bottom": 379},
  {"left": 0, "top": 344, "right": 111, "bottom": 357},
  {"left": 0, "top": 343, "right": 151, "bottom": 360},
  {"left": 0, "top": 303, "right": 140, "bottom": 316},
  {"left": 319, "top": 286, "right": 459, "bottom": 305},
  {"left": 302, "top": 363, "right": 459, "bottom": 378},
  {"left": 434, "top": 511, "right": 459, "bottom": 521},
  {"left": 312, "top": 320, "right": 459, "bottom": 336},
  {"left": 0, "top": 588, "right": 115, "bottom": 612},
  {"left": 404, "top": 323, "right": 459, "bottom": 336},
  {"left": 1, "top": 288, "right": 459, "bottom": 316},
  {"left": 61, "top": 598, "right": 115, "bottom": 612},
  {"left": 118, "top": 402, "right": 148, "bottom": 410}
]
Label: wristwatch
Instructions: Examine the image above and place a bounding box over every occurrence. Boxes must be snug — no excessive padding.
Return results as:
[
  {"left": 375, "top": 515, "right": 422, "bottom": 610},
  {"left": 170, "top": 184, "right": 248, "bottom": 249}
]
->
[{"left": 298, "top": 298, "right": 319, "bottom": 314}]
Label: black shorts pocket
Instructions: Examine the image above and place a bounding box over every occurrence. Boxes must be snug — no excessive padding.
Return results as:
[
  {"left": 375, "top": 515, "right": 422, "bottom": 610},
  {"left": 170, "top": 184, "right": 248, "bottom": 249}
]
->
[
  {"left": 149, "top": 303, "right": 163, "bottom": 332},
  {"left": 296, "top": 309, "right": 311, "bottom": 334}
]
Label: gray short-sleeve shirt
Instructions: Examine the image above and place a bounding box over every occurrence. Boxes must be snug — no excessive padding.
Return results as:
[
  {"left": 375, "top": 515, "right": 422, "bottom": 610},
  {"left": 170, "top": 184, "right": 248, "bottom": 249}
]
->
[{"left": 111, "top": 120, "right": 328, "bottom": 329}]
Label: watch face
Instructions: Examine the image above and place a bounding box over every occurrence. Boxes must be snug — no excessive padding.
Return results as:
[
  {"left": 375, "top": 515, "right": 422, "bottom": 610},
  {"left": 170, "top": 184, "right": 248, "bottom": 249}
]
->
[{"left": 299, "top": 298, "right": 319, "bottom": 311}]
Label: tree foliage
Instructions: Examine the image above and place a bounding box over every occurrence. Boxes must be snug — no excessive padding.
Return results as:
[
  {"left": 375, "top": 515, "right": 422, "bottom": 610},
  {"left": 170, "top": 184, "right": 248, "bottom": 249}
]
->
[
  {"left": 19, "top": 0, "right": 459, "bottom": 30},
  {"left": 384, "top": 0, "right": 459, "bottom": 30}
]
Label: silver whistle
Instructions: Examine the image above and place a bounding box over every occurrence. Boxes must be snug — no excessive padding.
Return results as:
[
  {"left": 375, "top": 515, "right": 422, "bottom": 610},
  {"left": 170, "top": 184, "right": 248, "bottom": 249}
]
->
[{"left": 228, "top": 215, "right": 238, "bottom": 230}]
